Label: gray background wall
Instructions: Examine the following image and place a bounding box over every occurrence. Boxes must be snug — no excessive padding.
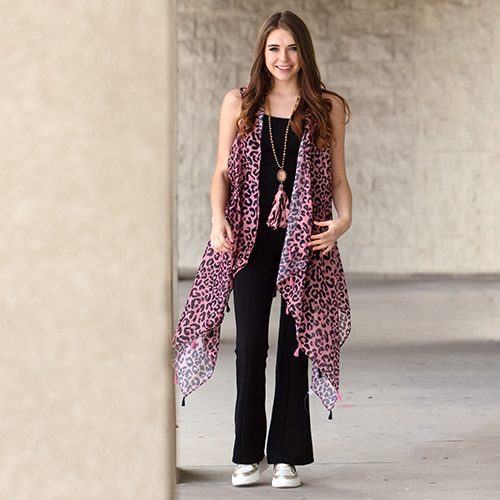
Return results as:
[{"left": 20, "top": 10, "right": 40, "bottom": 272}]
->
[{"left": 177, "top": 0, "right": 500, "bottom": 275}]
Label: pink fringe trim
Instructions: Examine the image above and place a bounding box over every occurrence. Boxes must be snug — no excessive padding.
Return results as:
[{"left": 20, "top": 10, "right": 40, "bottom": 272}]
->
[
  {"left": 266, "top": 185, "right": 289, "bottom": 229},
  {"left": 294, "top": 347, "right": 300, "bottom": 357}
]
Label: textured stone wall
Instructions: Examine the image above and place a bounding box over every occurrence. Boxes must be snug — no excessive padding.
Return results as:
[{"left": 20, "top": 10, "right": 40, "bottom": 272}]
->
[
  {"left": 177, "top": 0, "right": 500, "bottom": 274},
  {"left": 0, "top": 2, "right": 175, "bottom": 499}
]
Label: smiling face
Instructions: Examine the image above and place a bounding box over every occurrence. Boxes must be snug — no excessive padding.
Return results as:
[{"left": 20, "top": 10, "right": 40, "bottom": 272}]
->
[{"left": 264, "top": 28, "right": 301, "bottom": 84}]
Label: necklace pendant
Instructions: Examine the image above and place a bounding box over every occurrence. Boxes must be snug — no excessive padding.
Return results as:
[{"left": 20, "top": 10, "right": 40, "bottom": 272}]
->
[{"left": 277, "top": 170, "right": 287, "bottom": 183}]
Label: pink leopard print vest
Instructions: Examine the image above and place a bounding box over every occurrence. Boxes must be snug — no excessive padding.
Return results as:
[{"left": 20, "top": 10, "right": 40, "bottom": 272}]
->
[{"left": 173, "top": 100, "right": 351, "bottom": 411}]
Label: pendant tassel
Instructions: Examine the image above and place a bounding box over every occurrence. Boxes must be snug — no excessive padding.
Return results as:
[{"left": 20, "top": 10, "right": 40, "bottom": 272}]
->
[{"left": 266, "top": 184, "right": 289, "bottom": 229}]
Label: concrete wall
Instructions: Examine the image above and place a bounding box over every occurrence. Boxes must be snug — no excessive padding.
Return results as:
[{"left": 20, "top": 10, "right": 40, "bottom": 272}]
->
[
  {"left": 0, "top": 2, "right": 176, "bottom": 499},
  {"left": 177, "top": 0, "right": 500, "bottom": 274}
]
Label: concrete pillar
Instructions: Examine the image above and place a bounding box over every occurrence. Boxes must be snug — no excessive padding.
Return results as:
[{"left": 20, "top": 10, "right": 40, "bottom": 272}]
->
[{"left": 0, "top": 2, "right": 176, "bottom": 498}]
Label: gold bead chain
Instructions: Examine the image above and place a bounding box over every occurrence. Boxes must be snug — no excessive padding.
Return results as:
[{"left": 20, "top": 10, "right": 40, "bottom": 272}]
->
[{"left": 266, "top": 93, "right": 301, "bottom": 184}]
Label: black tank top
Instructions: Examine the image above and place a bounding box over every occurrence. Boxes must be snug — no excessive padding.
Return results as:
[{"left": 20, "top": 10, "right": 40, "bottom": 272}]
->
[{"left": 260, "top": 115, "right": 300, "bottom": 209}]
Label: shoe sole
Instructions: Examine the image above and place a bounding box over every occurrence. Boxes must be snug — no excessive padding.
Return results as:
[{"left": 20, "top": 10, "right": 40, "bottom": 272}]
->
[
  {"left": 272, "top": 476, "right": 301, "bottom": 488},
  {"left": 232, "top": 458, "right": 269, "bottom": 486}
]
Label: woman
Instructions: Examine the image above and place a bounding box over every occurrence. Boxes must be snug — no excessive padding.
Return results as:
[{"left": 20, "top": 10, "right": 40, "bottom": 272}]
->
[{"left": 174, "top": 11, "right": 352, "bottom": 489}]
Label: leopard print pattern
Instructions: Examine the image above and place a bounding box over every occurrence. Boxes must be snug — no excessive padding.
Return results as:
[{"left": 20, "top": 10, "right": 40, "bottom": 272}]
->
[
  {"left": 173, "top": 100, "right": 262, "bottom": 398},
  {"left": 278, "top": 113, "right": 351, "bottom": 410},
  {"left": 173, "top": 92, "right": 351, "bottom": 411}
]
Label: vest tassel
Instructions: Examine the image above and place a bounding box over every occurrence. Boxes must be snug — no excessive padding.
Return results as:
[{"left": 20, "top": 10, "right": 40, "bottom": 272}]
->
[
  {"left": 266, "top": 184, "right": 289, "bottom": 229},
  {"left": 181, "top": 397, "right": 186, "bottom": 407},
  {"left": 328, "top": 410, "right": 333, "bottom": 420}
]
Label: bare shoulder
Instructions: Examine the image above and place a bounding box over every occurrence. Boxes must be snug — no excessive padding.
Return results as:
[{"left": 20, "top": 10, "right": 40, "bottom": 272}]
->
[
  {"left": 218, "top": 89, "right": 242, "bottom": 144},
  {"left": 322, "top": 91, "right": 346, "bottom": 121},
  {"left": 222, "top": 88, "right": 243, "bottom": 112}
]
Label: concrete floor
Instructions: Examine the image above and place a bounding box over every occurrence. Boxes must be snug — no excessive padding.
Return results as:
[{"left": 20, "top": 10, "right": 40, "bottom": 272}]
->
[{"left": 175, "top": 275, "right": 500, "bottom": 499}]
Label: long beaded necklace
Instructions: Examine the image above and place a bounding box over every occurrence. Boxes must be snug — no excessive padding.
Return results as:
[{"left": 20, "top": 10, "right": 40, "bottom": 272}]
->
[
  {"left": 266, "top": 93, "right": 301, "bottom": 184},
  {"left": 265, "top": 93, "right": 301, "bottom": 230}
]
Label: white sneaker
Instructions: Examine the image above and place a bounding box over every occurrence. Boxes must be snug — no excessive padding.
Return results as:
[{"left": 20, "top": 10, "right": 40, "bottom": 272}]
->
[
  {"left": 231, "top": 456, "right": 269, "bottom": 486},
  {"left": 272, "top": 463, "right": 301, "bottom": 488}
]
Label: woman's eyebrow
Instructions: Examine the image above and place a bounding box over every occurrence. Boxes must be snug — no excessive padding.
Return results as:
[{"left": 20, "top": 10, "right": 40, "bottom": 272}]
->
[{"left": 267, "top": 43, "right": 297, "bottom": 47}]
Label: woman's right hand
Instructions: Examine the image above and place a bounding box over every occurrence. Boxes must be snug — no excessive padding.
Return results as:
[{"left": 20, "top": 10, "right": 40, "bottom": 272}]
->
[{"left": 210, "top": 216, "right": 234, "bottom": 253}]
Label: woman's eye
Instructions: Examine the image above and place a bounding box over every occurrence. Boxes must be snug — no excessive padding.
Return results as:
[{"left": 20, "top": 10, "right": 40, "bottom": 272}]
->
[
  {"left": 289, "top": 47, "right": 297, "bottom": 52},
  {"left": 269, "top": 47, "right": 278, "bottom": 52}
]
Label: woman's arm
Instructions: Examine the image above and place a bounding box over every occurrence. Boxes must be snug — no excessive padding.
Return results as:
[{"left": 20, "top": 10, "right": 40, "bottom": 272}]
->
[
  {"left": 309, "top": 94, "right": 352, "bottom": 254},
  {"left": 209, "top": 89, "right": 242, "bottom": 252}
]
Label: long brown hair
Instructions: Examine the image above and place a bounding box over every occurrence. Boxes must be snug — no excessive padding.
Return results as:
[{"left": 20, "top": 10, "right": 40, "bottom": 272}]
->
[{"left": 238, "top": 11, "right": 351, "bottom": 148}]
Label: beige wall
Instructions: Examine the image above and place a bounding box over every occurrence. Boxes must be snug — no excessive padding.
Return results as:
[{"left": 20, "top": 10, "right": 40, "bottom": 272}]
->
[
  {"left": 177, "top": 0, "right": 500, "bottom": 275},
  {"left": 0, "top": 2, "right": 175, "bottom": 499}
]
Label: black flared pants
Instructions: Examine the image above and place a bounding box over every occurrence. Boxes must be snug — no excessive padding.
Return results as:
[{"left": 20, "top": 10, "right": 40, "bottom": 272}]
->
[{"left": 231, "top": 222, "right": 314, "bottom": 466}]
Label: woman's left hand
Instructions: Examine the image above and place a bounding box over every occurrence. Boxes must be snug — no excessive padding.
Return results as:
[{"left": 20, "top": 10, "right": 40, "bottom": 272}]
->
[{"left": 308, "top": 218, "right": 351, "bottom": 254}]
